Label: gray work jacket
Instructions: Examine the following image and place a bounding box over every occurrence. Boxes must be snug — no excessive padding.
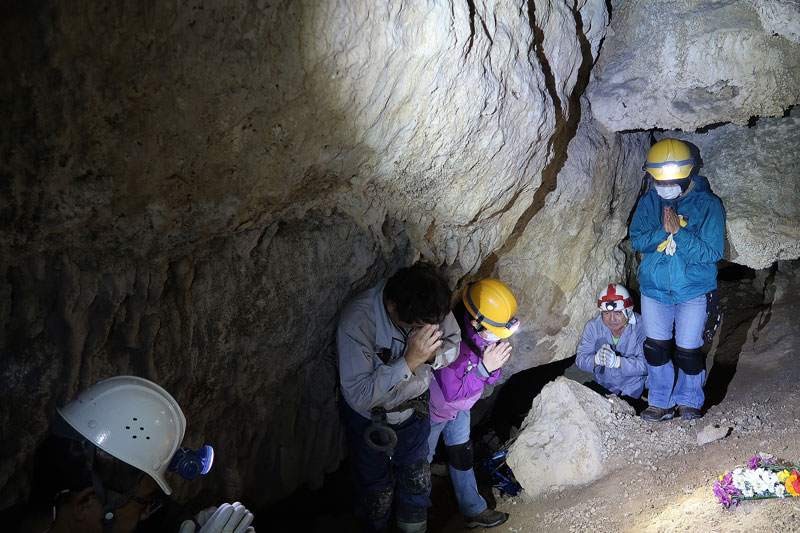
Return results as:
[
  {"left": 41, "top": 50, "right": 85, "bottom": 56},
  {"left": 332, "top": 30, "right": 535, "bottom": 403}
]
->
[{"left": 337, "top": 279, "right": 460, "bottom": 424}]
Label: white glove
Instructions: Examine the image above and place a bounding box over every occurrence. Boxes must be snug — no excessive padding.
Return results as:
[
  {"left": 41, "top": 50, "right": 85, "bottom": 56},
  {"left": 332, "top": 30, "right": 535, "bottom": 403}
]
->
[
  {"left": 603, "top": 348, "right": 620, "bottom": 369},
  {"left": 594, "top": 344, "right": 612, "bottom": 366},
  {"left": 179, "top": 502, "right": 255, "bottom": 533},
  {"left": 594, "top": 344, "right": 620, "bottom": 369},
  {"left": 657, "top": 233, "right": 677, "bottom": 256}
]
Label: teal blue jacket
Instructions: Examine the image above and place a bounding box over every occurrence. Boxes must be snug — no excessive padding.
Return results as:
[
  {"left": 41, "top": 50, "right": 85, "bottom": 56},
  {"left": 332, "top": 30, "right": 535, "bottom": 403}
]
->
[{"left": 630, "top": 175, "right": 725, "bottom": 305}]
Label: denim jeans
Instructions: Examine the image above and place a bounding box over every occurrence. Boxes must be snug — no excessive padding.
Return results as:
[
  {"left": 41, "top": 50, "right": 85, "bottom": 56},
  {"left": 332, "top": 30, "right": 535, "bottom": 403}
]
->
[
  {"left": 428, "top": 410, "right": 486, "bottom": 517},
  {"left": 340, "top": 401, "right": 431, "bottom": 532},
  {"left": 641, "top": 294, "right": 707, "bottom": 409}
]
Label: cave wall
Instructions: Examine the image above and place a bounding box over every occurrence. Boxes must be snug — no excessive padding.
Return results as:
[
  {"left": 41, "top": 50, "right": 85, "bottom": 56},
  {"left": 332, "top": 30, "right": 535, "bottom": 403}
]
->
[
  {"left": 652, "top": 111, "right": 800, "bottom": 270},
  {"left": 586, "top": 0, "right": 800, "bottom": 131},
  {"left": 1, "top": 0, "right": 612, "bottom": 508},
  {"left": 1, "top": 0, "right": 798, "bottom": 511}
]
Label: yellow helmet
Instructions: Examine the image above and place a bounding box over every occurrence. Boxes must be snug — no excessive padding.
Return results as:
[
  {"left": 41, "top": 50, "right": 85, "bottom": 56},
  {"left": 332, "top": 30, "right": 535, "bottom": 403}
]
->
[
  {"left": 643, "top": 138, "right": 694, "bottom": 181},
  {"left": 462, "top": 279, "right": 519, "bottom": 338}
]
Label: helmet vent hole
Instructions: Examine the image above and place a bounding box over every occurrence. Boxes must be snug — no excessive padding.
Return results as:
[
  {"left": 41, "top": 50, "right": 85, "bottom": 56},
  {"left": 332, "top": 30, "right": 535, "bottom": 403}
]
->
[
  {"left": 132, "top": 435, "right": 137, "bottom": 439},
  {"left": 146, "top": 436, "right": 150, "bottom": 440},
  {"left": 125, "top": 426, "right": 131, "bottom": 430},
  {"left": 133, "top": 417, "right": 138, "bottom": 421},
  {"left": 139, "top": 427, "right": 144, "bottom": 430}
]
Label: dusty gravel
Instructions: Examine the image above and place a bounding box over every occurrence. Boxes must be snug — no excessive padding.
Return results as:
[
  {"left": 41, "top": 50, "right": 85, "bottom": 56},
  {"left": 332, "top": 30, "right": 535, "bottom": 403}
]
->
[{"left": 434, "top": 270, "right": 800, "bottom": 532}]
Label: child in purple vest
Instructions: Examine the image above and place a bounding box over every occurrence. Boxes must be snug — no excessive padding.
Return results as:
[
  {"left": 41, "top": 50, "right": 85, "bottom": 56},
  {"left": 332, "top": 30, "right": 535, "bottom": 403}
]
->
[{"left": 428, "top": 279, "right": 519, "bottom": 530}]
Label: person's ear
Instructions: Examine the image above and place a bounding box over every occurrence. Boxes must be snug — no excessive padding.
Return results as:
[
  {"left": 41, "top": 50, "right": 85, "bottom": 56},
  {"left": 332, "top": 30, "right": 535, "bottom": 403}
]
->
[{"left": 72, "top": 487, "right": 97, "bottom": 521}]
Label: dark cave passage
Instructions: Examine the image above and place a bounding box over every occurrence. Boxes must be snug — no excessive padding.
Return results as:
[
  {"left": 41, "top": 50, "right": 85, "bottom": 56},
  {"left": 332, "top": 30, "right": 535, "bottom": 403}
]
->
[{"left": 703, "top": 261, "right": 774, "bottom": 408}]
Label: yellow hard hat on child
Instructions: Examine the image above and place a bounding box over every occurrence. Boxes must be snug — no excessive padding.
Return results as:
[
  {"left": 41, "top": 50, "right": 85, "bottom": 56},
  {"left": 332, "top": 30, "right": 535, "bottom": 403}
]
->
[
  {"left": 643, "top": 138, "right": 694, "bottom": 181},
  {"left": 463, "top": 279, "right": 519, "bottom": 338}
]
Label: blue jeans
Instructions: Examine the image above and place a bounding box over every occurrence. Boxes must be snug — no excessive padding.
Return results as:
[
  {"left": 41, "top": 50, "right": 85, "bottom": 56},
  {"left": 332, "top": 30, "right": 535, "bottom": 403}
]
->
[
  {"left": 340, "top": 402, "right": 432, "bottom": 532},
  {"left": 428, "top": 410, "right": 486, "bottom": 518},
  {"left": 641, "top": 294, "right": 707, "bottom": 409}
]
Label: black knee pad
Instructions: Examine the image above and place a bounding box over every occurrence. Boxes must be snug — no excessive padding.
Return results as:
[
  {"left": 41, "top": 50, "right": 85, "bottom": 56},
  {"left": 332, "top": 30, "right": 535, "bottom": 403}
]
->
[
  {"left": 446, "top": 441, "right": 474, "bottom": 471},
  {"left": 366, "top": 486, "right": 393, "bottom": 520},
  {"left": 643, "top": 337, "right": 672, "bottom": 366},
  {"left": 398, "top": 458, "right": 431, "bottom": 495},
  {"left": 674, "top": 346, "right": 705, "bottom": 375}
]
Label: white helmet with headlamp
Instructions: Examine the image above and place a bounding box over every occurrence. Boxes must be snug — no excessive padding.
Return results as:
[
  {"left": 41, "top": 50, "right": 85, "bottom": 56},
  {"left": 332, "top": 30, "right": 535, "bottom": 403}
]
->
[
  {"left": 57, "top": 376, "right": 214, "bottom": 495},
  {"left": 597, "top": 283, "right": 635, "bottom": 323}
]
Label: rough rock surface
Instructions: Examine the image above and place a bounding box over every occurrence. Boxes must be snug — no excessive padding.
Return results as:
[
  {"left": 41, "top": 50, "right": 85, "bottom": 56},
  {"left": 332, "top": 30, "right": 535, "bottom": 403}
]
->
[
  {"left": 696, "top": 424, "right": 732, "bottom": 446},
  {"left": 503, "top": 262, "right": 799, "bottom": 506},
  {"left": 0, "top": 0, "right": 612, "bottom": 509},
  {"left": 506, "top": 376, "right": 636, "bottom": 499},
  {"left": 480, "top": 263, "right": 800, "bottom": 533},
  {"left": 653, "top": 111, "right": 800, "bottom": 270},
  {"left": 495, "top": 101, "right": 649, "bottom": 372},
  {"left": 587, "top": 0, "right": 800, "bottom": 132},
  {"left": 1, "top": 0, "right": 798, "bottom": 517},
  {"left": 752, "top": 0, "right": 800, "bottom": 43}
]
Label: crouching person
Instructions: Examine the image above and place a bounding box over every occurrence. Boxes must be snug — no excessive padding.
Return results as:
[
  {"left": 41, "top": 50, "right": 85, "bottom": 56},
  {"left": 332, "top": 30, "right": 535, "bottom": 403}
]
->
[
  {"left": 337, "top": 263, "right": 461, "bottom": 532},
  {"left": 33, "top": 375, "right": 255, "bottom": 533},
  {"left": 428, "top": 279, "right": 519, "bottom": 530},
  {"left": 576, "top": 283, "right": 648, "bottom": 409}
]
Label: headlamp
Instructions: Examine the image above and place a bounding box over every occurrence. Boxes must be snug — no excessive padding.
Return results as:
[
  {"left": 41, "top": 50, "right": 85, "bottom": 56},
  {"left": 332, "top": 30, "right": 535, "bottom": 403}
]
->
[
  {"left": 506, "top": 318, "right": 520, "bottom": 334},
  {"left": 661, "top": 163, "right": 678, "bottom": 175},
  {"left": 168, "top": 445, "right": 214, "bottom": 480},
  {"left": 642, "top": 157, "right": 694, "bottom": 179}
]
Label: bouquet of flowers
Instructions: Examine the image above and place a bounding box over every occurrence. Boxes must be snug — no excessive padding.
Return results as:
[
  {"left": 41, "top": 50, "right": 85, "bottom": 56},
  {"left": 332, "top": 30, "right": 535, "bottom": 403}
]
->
[{"left": 713, "top": 455, "right": 800, "bottom": 508}]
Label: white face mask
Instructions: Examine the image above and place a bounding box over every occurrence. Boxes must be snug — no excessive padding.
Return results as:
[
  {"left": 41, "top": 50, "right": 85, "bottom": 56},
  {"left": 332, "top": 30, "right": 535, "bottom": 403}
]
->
[
  {"left": 655, "top": 183, "right": 682, "bottom": 199},
  {"left": 482, "top": 330, "right": 502, "bottom": 343}
]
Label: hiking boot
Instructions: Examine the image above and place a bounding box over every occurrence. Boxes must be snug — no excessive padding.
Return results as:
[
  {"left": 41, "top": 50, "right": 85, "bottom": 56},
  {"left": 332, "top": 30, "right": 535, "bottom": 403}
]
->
[
  {"left": 678, "top": 405, "right": 702, "bottom": 420},
  {"left": 465, "top": 508, "right": 508, "bottom": 529},
  {"left": 640, "top": 405, "right": 676, "bottom": 422}
]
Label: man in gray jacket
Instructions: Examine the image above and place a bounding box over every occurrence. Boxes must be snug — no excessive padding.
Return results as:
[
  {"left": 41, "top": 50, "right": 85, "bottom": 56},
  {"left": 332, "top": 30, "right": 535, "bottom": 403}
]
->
[
  {"left": 338, "top": 263, "right": 460, "bottom": 533},
  {"left": 576, "top": 283, "right": 648, "bottom": 404}
]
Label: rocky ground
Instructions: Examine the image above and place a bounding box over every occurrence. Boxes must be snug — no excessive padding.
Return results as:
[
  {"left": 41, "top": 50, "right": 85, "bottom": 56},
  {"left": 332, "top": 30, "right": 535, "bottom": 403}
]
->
[
  {"left": 256, "top": 266, "right": 799, "bottom": 533},
  {"left": 432, "top": 267, "right": 800, "bottom": 532}
]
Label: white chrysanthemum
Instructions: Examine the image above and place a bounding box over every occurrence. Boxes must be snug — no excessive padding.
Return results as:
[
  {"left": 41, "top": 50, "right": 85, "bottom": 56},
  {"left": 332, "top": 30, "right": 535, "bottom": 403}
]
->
[{"left": 732, "top": 467, "right": 784, "bottom": 497}]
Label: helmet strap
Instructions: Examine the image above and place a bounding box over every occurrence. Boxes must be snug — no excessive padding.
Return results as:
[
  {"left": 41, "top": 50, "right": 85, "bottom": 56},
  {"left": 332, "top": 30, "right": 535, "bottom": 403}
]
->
[{"left": 83, "top": 442, "right": 139, "bottom": 533}]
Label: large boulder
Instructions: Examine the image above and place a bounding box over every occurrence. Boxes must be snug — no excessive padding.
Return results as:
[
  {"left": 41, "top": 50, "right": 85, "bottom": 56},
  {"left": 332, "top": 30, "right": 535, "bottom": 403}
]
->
[
  {"left": 506, "top": 377, "right": 634, "bottom": 499},
  {"left": 587, "top": 0, "right": 800, "bottom": 132}
]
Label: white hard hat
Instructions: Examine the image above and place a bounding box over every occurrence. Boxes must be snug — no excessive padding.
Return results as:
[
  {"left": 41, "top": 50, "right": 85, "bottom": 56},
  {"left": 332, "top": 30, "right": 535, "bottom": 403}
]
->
[
  {"left": 57, "top": 376, "right": 186, "bottom": 495},
  {"left": 597, "top": 283, "right": 633, "bottom": 312}
]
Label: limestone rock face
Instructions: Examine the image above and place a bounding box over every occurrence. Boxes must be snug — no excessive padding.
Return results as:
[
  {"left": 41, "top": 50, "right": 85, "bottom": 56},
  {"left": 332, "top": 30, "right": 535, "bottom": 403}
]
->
[
  {"left": 1, "top": 0, "right": 797, "bottom": 513},
  {"left": 0, "top": 0, "right": 611, "bottom": 508},
  {"left": 496, "top": 101, "right": 649, "bottom": 371},
  {"left": 506, "top": 377, "right": 634, "bottom": 499},
  {"left": 654, "top": 110, "right": 800, "bottom": 269},
  {"left": 752, "top": 0, "right": 800, "bottom": 43},
  {"left": 587, "top": 0, "right": 800, "bottom": 132}
]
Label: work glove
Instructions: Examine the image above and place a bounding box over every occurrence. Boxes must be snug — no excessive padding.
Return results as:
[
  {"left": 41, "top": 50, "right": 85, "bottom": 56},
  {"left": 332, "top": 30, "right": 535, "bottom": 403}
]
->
[
  {"left": 594, "top": 344, "right": 620, "bottom": 369},
  {"left": 657, "top": 233, "right": 677, "bottom": 256},
  {"left": 178, "top": 502, "right": 255, "bottom": 533},
  {"left": 594, "top": 344, "right": 613, "bottom": 366},
  {"left": 603, "top": 348, "right": 621, "bottom": 369}
]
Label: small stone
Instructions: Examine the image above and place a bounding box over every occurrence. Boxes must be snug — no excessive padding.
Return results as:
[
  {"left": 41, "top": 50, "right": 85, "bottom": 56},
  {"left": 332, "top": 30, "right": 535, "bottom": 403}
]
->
[{"left": 697, "top": 424, "right": 730, "bottom": 445}]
